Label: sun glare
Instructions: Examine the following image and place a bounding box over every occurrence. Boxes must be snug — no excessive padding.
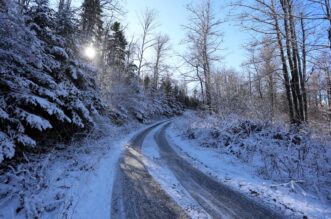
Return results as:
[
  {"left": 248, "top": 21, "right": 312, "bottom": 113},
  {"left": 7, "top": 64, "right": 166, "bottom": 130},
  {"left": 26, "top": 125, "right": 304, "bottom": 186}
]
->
[{"left": 84, "top": 45, "right": 96, "bottom": 60}]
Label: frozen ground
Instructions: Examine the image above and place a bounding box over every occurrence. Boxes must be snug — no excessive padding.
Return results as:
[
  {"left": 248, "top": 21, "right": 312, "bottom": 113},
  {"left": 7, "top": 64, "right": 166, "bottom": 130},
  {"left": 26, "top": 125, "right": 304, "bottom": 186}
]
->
[
  {"left": 168, "top": 112, "right": 331, "bottom": 219},
  {"left": 0, "top": 121, "right": 144, "bottom": 219}
]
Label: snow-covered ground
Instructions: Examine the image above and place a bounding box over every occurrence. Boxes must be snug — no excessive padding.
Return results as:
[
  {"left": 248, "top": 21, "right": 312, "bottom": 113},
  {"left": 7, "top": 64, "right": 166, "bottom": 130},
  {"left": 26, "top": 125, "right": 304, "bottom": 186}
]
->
[
  {"left": 141, "top": 126, "right": 211, "bottom": 218},
  {"left": 0, "top": 121, "right": 146, "bottom": 219},
  {"left": 167, "top": 112, "right": 331, "bottom": 219},
  {"left": 1, "top": 113, "right": 329, "bottom": 219}
]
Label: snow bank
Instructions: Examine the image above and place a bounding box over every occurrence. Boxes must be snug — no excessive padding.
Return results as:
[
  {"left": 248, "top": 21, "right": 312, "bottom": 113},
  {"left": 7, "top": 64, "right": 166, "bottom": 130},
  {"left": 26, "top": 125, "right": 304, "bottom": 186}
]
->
[
  {"left": 0, "top": 121, "right": 143, "bottom": 219},
  {"left": 169, "top": 111, "right": 331, "bottom": 219}
]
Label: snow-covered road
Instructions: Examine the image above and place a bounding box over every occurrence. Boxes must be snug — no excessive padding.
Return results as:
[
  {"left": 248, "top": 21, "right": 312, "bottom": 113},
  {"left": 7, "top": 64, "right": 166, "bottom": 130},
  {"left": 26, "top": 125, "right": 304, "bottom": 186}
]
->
[
  {"left": 111, "top": 121, "right": 284, "bottom": 219},
  {"left": 111, "top": 121, "right": 189, "bottom": 219}
]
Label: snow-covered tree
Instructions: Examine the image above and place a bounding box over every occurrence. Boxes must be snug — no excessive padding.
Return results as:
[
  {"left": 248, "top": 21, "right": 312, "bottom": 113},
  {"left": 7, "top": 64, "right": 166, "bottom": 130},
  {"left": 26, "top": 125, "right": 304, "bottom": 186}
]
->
[
  {"left": 81, "top": 0, "right": 103, "bottom": 46},
  {"left": 0, "top": 0, "right": 104, "bottom": 163}
]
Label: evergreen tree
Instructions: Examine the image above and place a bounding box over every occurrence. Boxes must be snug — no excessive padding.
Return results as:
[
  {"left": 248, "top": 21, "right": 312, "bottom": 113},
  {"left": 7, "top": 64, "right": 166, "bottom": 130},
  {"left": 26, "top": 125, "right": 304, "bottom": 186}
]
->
[
  {"left": 143, "top": 75, "right": 151, "bottom": 91},
  {"left": 0, "top": 0, "right": 4, "bottom": 9},
  {"left": 106, "top": 22, "right": 127, "bottom": 68},
  {"left": 56, "top": 0, "right": 76, "bottom": 37},
  {"left": 0, "top": 0, "right": 104, "bottom": 163},
  {"left": 81, "top": 0, "right": 103, "bottom": 45},
  {"left": 34, "top": 0, "right": 49, "bottom": 7}
]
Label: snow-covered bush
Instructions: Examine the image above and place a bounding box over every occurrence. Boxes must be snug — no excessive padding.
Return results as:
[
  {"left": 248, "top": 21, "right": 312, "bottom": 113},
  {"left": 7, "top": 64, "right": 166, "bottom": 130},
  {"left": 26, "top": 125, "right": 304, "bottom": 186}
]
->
[
  {"left": 110, "top": 90, "right": 183, "bottom": 123},
  {"left": 175, "top": 112, "right": 331, "bottom": 201},
  {"left": 105, "top": 77, "right": 183, "bottom": 123},
  {"left": 0, "top": 1, "right": 105, "bottom": 163}
]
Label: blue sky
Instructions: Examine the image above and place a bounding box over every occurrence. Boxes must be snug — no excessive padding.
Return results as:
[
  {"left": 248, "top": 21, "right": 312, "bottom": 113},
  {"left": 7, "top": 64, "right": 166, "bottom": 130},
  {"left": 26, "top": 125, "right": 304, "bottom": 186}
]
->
[
  {"left": 50, "top": 0, "right": 249, "bottom": 71},
  {"left": 124, "top": 0, "right": 248, "bottom": 71}
]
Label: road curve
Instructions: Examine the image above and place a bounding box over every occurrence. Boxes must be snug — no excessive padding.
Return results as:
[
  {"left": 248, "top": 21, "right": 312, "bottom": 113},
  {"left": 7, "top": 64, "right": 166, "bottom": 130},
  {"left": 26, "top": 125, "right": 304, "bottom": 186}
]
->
[
  {"left": 154, "top": 122, "right": 284, "bottom": 219},
  {"left": 111, "top": 121, "right": 284, "bottom": 219},
  {"left": 111, "top": 122, "right": 189, "bottom": 219}
]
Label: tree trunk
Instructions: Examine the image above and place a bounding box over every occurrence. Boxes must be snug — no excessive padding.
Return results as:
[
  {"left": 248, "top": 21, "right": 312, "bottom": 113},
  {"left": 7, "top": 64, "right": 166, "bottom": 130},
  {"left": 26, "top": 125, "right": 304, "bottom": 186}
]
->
[
  {"left": 203, "top": 36, "right": 212, "bottom": 112},
  {"left": 272, "top": 0, "right": 295, "bottom": 123},
  {"left": 282, "top": 0, "right": 299, "bottom": 122},
  {"left": 196, "top": 65, "right": 205, "bottom": 104},
  {"left": 288, "top": 1, "right": 305, "bottom": 122},
  {"left": 281, "top": 0, "right": 307, "bottom": 123},
  {"left": 325, "top": 0, "right": 331, "bottom": 49},
  {"left": 300, "top": 14, "right": 308, "bottom": 122}
]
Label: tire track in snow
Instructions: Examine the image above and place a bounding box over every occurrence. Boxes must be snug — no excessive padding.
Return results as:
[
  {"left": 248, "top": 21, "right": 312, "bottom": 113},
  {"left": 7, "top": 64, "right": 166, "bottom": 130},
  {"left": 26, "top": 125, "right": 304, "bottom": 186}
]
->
[
  {"left": 141, "top": 124, "right": 212, "bottom": 219},
  {"left": 111, "top": 121, "right": 189, "bottom": 219},
  {"left": 154, "top": 122, "right": 284, "bottom": 219}
]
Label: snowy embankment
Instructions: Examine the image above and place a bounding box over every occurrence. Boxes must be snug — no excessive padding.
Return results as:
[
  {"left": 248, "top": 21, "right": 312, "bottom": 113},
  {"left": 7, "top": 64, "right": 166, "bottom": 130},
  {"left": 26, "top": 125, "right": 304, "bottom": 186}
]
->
[
  {"left": 167, "top": 112, "right": 331, "bottom": 219},
  {"left": 141, "top": 125, "right": 211, "bottom": 218},
  {"left": 0, "top": 121, "right": 145, "bottom": 219}
]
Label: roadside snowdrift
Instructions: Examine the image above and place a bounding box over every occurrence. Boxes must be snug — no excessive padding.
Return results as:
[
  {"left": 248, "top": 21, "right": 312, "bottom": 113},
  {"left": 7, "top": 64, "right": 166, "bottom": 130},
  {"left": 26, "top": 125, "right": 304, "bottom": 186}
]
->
[
  {"left": 169, "top": 112, "right": 331, "bottom": 218},
  {"left": 0, "top": 121, "right": 143, "bottom": 218}
]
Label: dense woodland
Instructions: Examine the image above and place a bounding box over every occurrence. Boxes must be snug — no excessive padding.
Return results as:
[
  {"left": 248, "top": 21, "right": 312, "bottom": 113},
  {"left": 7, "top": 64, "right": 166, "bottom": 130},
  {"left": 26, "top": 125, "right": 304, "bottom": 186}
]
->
[
  {"left": 0, "top": 0, "right": 330, "bottom": 164},
  {"left": 0, "top": 0, "right": 196, "bottom": 164}
]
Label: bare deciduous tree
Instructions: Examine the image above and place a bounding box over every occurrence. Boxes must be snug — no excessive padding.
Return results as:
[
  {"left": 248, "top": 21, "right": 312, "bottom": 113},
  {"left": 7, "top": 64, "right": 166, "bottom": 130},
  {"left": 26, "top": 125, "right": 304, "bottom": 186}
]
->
[
  {"left": 243, "top": 37, "right": 279, "bottom": 120},
  {"left": 151, "top": 34, "right": 170, "bottom": 93},
  {"left": 136, "top": 8, "right": 158, "bottom": 77},
  {"left": 183, "top": 0, "right": 223, "bottom": 111},
  {"left": 233, "top": 0, "right": 309, "bottom": 124},
  {"left": 309, "top": 0, "right": 331, "bottom": 49}
]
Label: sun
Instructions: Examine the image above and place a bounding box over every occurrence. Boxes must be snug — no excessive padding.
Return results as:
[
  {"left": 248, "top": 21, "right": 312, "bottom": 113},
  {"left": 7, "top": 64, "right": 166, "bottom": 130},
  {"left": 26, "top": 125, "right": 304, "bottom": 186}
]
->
[{"left": 84, "top": 45, "right": 96, "bottom": 60}]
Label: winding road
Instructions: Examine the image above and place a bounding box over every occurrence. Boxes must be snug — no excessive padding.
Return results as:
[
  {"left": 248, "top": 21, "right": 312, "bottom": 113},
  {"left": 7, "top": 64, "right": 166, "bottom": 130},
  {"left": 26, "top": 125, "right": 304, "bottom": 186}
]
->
[{"left": 111, "top": 121, "right": 284, "bottom": 219}]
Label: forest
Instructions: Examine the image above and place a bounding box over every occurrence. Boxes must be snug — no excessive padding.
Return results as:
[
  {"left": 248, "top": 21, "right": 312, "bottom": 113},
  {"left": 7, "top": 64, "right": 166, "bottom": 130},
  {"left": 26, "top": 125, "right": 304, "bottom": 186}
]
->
[{"left": 0, "top": 0, "right": 330, "bottom": 218}]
